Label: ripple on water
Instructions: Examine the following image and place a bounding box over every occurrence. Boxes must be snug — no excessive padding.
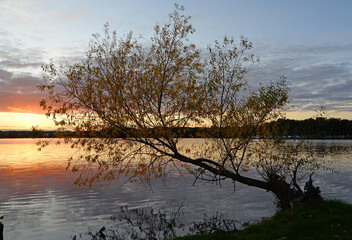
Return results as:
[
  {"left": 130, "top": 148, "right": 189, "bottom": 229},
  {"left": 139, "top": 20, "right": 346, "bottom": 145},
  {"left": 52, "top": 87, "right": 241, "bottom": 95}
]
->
[{"left": 0, "top": 139, "right": 352, "bottom": 240}]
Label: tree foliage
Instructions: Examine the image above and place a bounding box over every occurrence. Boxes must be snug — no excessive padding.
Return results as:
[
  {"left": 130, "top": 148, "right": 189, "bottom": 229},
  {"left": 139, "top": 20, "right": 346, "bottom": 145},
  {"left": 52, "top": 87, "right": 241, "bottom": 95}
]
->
[{"left": 39, "top": 5, "right": 323, "bottom": 208}]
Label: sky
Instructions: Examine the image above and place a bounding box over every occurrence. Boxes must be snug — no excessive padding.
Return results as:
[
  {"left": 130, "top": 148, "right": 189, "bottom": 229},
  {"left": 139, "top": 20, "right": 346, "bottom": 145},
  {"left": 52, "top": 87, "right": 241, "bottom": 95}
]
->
[{"left": 1, "top": 0, "right": 352, "bottom": 130}]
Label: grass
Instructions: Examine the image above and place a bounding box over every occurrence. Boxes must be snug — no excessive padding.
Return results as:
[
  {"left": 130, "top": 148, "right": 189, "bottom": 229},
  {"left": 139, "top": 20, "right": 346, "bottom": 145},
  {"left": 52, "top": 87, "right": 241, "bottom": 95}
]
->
[{"left": 174, "top": 200, "right": 352, "bottom": 240}]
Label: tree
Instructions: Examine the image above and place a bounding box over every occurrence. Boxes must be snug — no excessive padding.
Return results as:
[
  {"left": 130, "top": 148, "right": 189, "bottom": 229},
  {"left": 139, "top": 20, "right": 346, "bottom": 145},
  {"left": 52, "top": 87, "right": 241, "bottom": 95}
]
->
[{"left": 39, "top": 5, "right": 323, "bottom": 209}]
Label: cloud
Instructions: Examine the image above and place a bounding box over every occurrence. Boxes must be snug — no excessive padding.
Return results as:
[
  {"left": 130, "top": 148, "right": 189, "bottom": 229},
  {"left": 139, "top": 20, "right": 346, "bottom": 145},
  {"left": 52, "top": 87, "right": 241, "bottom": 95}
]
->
[
  {"left": 0, "top": 45, "right": 45, "bottom": 68},
  {"left": 0, "top": 83, "right": 45, "bottom": 113},
  {"left": 247, "top": 43, "right": 352, "bottom": 114},
  {"left": 1, "top": 28, "right": 352, "bottom": 119},
  {"left": 0, "top": 74, "right": 41, "bottom": 93},
  {"left": 0, "top": 69, "right": 13, "bottom": 81},
  {"left": 0, "top": 32, "right": 87, "bottom": 115},
  {"left": 0, "top": 60, "right": 44, "bottom": 69},
  {"left": 0, "top": 38, "right": 47, "bottom": 113},
  {"left": 0, "top": 57, "right": 44, "bottom": 113}
]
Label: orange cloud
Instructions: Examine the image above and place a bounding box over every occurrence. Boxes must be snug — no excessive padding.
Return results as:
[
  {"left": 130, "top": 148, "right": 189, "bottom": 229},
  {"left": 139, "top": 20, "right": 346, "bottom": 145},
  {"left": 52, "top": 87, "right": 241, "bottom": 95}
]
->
[{"left": 0, "top": 92, "right": 45, "bottom": 114}]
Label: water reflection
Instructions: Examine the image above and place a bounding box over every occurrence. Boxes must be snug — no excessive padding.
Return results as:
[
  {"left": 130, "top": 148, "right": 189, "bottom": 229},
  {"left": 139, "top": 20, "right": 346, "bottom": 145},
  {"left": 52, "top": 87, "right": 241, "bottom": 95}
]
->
[{"left": 0, "top": 139, "right": 351, "bottom": 240}]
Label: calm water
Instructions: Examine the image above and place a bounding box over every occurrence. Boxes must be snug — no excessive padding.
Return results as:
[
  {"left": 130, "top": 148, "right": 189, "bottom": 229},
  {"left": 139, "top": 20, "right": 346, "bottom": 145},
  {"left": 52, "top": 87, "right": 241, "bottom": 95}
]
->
[{"left": 0, "top": 139, "right": 351, "bottom": 240}]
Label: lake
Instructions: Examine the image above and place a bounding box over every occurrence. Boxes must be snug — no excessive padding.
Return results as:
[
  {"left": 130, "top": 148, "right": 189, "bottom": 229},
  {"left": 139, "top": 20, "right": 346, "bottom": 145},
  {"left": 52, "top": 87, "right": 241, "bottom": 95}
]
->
[{"left": 0, "top": 139, "right": 351, "bottom": 239}]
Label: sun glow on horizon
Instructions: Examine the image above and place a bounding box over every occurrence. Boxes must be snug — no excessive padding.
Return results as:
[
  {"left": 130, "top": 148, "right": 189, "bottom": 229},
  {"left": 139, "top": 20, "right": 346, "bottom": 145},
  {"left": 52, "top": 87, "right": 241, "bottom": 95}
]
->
[
  {"left": 1, "top": 109, "right": 352, "bottom": 131},
  {"left": 0, "top": 112, "right": 56, "bottom": 130},
  {"left": 285, "top": 110, "right": 352, "bottom": 121}
]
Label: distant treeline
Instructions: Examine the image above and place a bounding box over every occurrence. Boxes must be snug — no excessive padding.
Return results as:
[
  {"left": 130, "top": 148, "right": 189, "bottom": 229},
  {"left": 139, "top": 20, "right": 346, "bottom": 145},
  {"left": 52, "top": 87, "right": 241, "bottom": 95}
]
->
[
  {"left": 0, "top": 130, "right": 56, "bottom": 138},
  {"left": 1, "top": 117, "right": 352, "bottom": 139},
  {"left": 264, "top": 117, "right": 352, "bottom": 138}
]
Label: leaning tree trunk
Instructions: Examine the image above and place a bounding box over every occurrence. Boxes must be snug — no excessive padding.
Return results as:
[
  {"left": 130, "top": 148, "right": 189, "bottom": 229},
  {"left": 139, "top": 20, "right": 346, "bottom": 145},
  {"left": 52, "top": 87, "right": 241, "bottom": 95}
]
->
[{"left": 176, "top": 155, "right": 322, "bottom": 210}]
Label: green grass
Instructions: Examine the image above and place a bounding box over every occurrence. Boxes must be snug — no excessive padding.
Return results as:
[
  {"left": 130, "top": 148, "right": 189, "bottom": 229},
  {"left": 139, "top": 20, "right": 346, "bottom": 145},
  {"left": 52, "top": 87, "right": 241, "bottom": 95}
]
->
[{"left": 174, "top": 200, "right": 352, "bottom": 240}]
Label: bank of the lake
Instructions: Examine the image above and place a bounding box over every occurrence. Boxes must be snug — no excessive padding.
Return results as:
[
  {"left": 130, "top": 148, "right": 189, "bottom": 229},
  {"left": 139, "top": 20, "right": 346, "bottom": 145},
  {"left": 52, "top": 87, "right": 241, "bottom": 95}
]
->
[{"left": 175, "top": 200, "right": 352, "bottom": 240}]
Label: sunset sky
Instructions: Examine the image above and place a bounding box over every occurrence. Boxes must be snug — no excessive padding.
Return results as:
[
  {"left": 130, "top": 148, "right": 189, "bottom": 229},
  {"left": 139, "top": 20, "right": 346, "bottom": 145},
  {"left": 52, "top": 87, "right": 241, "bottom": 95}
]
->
[{"left": 1, "top": 0, "right": 352, "bottom": 130}]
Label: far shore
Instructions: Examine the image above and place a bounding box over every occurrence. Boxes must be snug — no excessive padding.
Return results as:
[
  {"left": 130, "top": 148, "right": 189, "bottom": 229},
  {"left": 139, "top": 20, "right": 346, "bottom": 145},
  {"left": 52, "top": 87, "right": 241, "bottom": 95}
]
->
[{"left": 0, "top": 129, "right": 352, "bottom": 140}]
